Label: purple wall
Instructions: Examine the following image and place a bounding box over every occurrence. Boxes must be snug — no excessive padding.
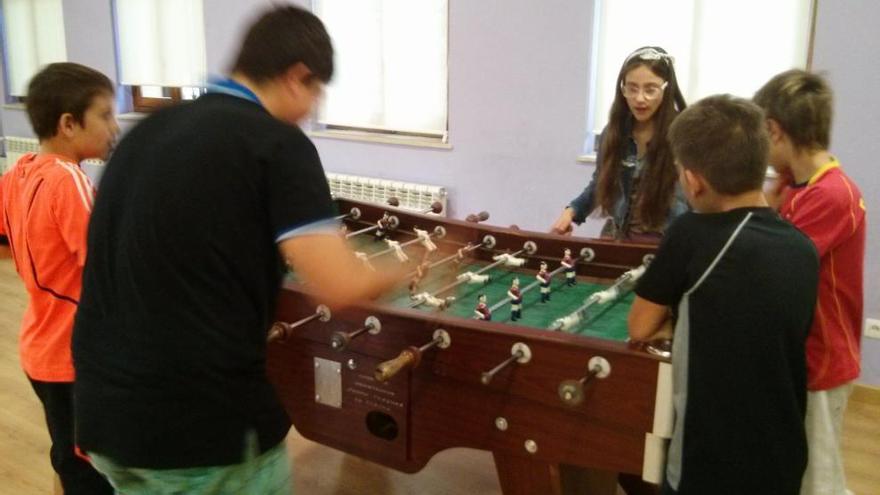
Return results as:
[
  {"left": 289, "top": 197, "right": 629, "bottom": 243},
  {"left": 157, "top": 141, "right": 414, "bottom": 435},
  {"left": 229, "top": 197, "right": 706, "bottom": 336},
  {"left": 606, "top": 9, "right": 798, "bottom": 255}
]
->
[
  {"left": 811, "top": 0, "right": 880, "bottom": 387},
  {"left": 2, "top": 0, "right": 877, "bottom": 384}
]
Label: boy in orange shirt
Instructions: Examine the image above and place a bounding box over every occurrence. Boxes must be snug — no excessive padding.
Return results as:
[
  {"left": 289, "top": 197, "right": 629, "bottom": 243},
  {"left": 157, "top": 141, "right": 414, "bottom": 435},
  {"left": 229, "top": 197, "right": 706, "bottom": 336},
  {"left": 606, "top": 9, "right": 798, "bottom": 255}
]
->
[
  {"left": 0, "top": 63, "right": 117, "bottom": 494},
  {"left": 756, "top": 70, "right": 866, "bottom": 495}
]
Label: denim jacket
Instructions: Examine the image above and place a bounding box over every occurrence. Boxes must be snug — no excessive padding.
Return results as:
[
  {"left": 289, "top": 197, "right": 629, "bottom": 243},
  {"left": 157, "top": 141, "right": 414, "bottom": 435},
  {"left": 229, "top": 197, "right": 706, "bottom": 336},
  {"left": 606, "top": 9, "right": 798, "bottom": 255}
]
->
[{"left": 568, "top": 125, "right": 689, "bottom": 237}]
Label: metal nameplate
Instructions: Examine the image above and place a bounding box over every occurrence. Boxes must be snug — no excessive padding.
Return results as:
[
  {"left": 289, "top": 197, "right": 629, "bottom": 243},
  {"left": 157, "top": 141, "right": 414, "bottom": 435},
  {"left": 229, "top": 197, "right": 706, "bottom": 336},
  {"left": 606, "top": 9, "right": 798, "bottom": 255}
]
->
[{"left": 314, "top": 357, "right": 342, "bottom": 408}]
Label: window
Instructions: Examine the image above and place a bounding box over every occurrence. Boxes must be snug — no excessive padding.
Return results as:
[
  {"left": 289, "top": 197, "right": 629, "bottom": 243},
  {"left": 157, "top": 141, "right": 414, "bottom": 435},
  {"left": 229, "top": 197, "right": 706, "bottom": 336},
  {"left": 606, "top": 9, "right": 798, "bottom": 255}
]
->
[
  {"left": 313, "top": 0, "right": 448, "bottom": 141},
  {"left": 1, "top": 0, "right": 67, "bottom": 98},
  {"left": 586, "top": 0, "right": 814, "bottom": 152},
  {"left": 114, "top": 0, "right": 206, "bottom": 111},
  {"left": 131, "top": 85, "right": 205, "bottom": 111}
]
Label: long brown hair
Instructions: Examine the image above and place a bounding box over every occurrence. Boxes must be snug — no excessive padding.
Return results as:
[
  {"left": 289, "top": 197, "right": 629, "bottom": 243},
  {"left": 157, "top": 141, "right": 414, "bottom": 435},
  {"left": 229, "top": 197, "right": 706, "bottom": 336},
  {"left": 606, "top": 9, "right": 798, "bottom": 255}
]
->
[{"left": 594, "top": 46, "right": 686, "bottom": 229}]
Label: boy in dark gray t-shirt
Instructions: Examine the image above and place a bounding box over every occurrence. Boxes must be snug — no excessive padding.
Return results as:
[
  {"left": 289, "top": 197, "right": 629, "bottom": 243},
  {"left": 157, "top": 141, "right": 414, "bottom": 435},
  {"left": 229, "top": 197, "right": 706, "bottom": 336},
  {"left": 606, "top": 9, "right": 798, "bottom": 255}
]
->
[{"left": 629, "top": 95, "right": 819, "bottom": 495}]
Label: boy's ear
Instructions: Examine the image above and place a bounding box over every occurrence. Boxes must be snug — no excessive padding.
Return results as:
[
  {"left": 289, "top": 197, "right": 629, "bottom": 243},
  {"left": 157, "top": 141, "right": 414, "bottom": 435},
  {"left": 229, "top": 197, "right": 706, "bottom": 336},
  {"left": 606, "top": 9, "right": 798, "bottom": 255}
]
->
[
  {"left": 766, "top": 118, "right": 785, "bottom": 143},
  {"left": 682, "top": 168, "right": 706, "bottom": 197},
  {"left": 283, "top": 62, "right": 315, "bottom": 93},
  {"left": 57, "top": 113, "right": 78, "bottom": 138}
]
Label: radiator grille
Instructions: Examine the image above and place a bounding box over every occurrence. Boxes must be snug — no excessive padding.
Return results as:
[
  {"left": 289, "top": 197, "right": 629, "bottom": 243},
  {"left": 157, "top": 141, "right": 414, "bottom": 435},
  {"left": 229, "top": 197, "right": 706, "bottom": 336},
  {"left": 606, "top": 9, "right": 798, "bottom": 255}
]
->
[
  {"left": 327, "top": 172, "right": 447, "bottom": 216},
  {"left": 2, "top": 136, "right": 39, "bottom": 173}
]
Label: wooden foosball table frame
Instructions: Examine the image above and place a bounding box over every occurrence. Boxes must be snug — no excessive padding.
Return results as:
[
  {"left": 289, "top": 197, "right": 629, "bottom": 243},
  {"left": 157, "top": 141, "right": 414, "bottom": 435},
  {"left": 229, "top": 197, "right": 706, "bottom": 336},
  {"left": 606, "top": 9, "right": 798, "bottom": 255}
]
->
[{"left": 267, "top": 199, "right": 673, "bottom": 495}]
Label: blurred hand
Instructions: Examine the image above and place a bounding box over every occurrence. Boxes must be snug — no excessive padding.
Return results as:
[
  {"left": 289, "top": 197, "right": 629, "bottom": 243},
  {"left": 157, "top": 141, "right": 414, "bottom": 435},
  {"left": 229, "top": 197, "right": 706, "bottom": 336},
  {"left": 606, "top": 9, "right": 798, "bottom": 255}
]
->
[
  {"left": 550, "top": 207, "right": 575, "bottom": 236},
  {"left": 279, "top": 234, "right": 404, "bottom": 309},
  {"left": 765, "top": 168, "right": 794, "bottom": 211}
]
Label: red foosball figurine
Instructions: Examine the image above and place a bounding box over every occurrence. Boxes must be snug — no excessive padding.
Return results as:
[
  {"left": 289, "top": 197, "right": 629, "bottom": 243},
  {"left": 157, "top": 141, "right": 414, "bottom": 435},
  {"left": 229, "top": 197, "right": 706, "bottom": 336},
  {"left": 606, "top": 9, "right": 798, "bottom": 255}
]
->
[
  {"left": 561, "top": 248, "right": 576, "bottom": 287},
  {"left": 474, "top": 293, "right": 491, "bottom": 321},
  {"left": 508, "top": 278, "right": 523, "bottom": 321},
  {"left": 375, "top": 212, "right": 392, "bottom": 241},
  {"left": 537, "top": 261, "right": 551, "bottom": 303}
]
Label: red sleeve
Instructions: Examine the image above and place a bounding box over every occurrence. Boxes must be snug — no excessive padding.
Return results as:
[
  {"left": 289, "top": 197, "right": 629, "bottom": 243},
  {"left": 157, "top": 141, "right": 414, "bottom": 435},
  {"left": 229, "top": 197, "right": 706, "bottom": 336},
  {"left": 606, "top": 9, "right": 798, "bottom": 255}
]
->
[
  {"left": 51, "top": 169, "right": 94, "bottom": 267},
  {"left": 0, "top": 175, "right": 6, "bottom": 237},
  {"left": 787, "top": 183, "right": 864, "bottom": 258}
]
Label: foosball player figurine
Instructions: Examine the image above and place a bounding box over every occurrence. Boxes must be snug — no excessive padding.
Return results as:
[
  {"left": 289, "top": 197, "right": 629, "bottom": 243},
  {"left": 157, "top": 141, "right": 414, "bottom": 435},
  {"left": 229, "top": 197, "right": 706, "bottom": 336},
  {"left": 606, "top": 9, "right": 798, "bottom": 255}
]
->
[
  {"left": 375, "top": 212, "right": 392, "bottom": 241},
  {"left": 508, "top": 277, "right": 523, "bottom": 321},
  {"left": 409, "top": 260, "right": 431, "bottom": 295},
  {"left": 474, "top": 293, "right": 491, "bottom": 321},
  {"left": 537, "top": 261, "right": 551, "bottom": 303},
  {"left": 385, "top": 239, "right": 409, "bottom": 263},
  {"left": 561, "top": 248, "right": 576, "bottom": 287}
]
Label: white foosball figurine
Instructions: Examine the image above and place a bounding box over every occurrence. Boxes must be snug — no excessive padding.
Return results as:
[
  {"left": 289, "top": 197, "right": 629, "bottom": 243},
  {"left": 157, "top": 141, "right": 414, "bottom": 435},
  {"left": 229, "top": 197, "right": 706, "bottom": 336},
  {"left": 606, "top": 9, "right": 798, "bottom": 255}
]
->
[
  {"left": 354, "top": 251, "right": 375, "bottom": 271},
  {"left": 457, "top": 271, "right": 490, "bottom": 285},
  {"left": 411, "top": 292, "right": 454, "bottom": 310},
  {"left": 622, "top": 264, "right": 647, "bottom": 285},
  {"left": 385, "top": 239, "right": 409, "bottom": 262},
  {"left": 414, "top": 228, "right": 437, "bottom": 252},
  {"left": 589, "top": 286, "right": 620, "bottom": 304},
  {"left": 553, "top": 312, "right": 582, "bottom": 331},
  {"left": 493, "top": 253, "right": 526, "bottom": 267}
]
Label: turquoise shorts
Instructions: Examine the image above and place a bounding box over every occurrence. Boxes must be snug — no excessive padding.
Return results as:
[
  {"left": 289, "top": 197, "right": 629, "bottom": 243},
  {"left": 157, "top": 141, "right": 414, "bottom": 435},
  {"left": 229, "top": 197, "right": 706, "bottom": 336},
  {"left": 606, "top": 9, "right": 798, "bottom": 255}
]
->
[{"left": 89, "top": 436, "right": 292, "bottom": 495}]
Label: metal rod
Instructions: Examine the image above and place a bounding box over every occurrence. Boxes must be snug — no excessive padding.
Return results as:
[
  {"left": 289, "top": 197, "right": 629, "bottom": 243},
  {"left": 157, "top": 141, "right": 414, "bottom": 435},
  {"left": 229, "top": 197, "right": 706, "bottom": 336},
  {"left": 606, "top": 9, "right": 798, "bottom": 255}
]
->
[
  {"left": 404, "top": 243, "right": 480, "bottom": 279},
  {"left": 417, "top": 336, "right": 443, "bottom": 353},
  {"left": 346, "top": 224, "right": 379, "bottom": 238},
  {"left": 551, "top": 264, "right": 645, "bottom": 330},
  {"left": 330, "top": 317, "right": 379, "bottom": 351},
  {"left": 430, "top": 248, "right": 526, "bottom": 298},
  {"left": 267, "top": 305, "right": 331, "bottom": 342},
  {"left": 481, "top": 350, "right": 524, "bottom": 385},
  {"left": 332, "top": 210, "right": 355, "bottom": 222},
  {"left": 368, "top": 231, "right": 437, "bottom": 260}
]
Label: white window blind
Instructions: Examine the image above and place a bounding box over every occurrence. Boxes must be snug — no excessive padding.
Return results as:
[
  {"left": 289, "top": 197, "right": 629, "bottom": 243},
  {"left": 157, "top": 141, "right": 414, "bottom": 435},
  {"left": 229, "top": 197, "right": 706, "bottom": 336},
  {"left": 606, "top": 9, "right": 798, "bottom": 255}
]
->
[
  {"left": 2, "top": 0, "right": 67, "bottom": 97},
  {"left": 590, "top": 0, "right": 813, "bottom": 147},
  {"left": 114, "top": 0, "right": 206, "bottom": 87},
  {"left": 313, "top": 0, "right": 448, "bottom": 137}
]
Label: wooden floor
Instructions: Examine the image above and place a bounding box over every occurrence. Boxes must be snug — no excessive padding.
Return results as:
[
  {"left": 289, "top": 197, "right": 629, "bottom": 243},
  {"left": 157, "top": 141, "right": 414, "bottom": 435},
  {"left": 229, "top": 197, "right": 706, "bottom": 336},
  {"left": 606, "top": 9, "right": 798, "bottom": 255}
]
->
[{"left": 0, "top": 258, "right": 877, "bottom": 494}]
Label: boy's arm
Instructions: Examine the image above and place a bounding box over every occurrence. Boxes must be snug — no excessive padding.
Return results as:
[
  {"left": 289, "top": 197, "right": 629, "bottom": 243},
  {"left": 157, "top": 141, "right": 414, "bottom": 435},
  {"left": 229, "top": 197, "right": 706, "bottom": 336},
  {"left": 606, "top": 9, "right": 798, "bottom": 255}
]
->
[
  {"left": 279, "top": 234, "right": 401, "bottom": 309},
  {"left": 0, "top": 180, "right": 8, "bottom": 258},
  {"left": 52, "top": 170, "right": 94, "bottom": 267},
  {"left": 628, "top": 296, "right": 672, "bottom": 341},
  {"left": 268, "top": 133, "right": 401, "bottom": 308},
  {"left": 628, "top": 214, "right": 690, "bottom": 341},
  {"left": 788, "top": 185, "right": 865, "bottom": 257}
]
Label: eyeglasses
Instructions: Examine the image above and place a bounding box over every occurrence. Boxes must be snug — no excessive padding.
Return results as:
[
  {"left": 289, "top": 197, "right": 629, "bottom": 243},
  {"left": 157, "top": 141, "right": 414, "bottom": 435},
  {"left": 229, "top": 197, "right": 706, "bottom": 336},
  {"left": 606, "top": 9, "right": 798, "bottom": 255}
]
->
[{"left": 620, "top": 81, "right": 668, "bottom": 101}]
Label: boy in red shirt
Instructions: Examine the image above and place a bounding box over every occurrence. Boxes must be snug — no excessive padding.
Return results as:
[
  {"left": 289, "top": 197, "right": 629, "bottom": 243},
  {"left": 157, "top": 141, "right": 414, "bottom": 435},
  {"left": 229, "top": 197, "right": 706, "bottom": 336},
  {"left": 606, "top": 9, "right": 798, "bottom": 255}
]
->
[
  {"left": 756, "top": 69, "right": 866, "bottom": 495},
  {"left": 0, "top": 63, "right": 117, "bottom": 494}
]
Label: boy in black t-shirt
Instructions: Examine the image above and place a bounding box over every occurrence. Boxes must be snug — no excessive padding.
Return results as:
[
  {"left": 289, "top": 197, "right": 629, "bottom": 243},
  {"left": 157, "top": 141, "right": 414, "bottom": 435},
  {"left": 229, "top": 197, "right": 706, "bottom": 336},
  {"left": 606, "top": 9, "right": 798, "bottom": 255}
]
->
[
  {"left": 73, "top": 6, "right": 398, "bottom": 494},
  {"left": 628, "top": 95, "right": 819, "bottom": 495}
]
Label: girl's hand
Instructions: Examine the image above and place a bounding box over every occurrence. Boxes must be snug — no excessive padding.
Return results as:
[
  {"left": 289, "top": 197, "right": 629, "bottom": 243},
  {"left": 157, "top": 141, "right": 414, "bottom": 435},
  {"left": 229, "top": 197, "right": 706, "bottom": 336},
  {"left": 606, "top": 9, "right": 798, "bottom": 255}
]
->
[{"left": 550, "top": 207, "right": 575, "bottom": 235}]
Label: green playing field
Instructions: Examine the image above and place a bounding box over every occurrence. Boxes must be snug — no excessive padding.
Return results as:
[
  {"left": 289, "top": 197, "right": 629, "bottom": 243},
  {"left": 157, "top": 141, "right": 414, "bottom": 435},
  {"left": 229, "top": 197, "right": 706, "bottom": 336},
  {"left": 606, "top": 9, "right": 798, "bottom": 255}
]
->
[{"left": 350, "top": 236, "right": 635, "bottom": 342}]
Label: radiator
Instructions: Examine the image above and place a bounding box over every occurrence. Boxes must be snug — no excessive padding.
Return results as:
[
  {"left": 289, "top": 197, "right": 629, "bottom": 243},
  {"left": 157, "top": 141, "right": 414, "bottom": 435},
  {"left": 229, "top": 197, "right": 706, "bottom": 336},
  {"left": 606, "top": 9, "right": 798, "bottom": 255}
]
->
[
  {"left": 3, "top": 136, "right": 104, "bottom": 179},
  {"left": 327, "top": 172, "right": 447, "bottom": 216},
  {"left": 3, "top": 136, "right": 39, "bottom": 173},
  {"left": 2, "top": 137, "right": 449, "bottom": 217}
]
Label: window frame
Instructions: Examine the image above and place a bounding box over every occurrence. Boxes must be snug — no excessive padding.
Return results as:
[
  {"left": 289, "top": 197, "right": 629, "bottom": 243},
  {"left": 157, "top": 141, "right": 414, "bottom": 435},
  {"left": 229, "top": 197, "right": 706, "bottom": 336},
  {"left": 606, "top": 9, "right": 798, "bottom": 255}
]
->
[
  {"left": 582, "top": 0, "right": 818, "bottom": 157},
  {"left": 311, "top": 0, "right": 450, "bottom": 144},
  {"left": 130, "top": 85, "right": 182, "bottom": 112}
]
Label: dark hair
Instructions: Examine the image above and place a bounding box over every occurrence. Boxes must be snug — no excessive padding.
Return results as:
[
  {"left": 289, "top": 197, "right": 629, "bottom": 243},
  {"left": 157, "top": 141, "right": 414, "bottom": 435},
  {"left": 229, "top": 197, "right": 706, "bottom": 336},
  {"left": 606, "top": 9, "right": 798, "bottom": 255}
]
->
[
  {"left": 26, "top": 62, "right": 114, "bottom": 140},
  {"left": 753, "top": 69, "right": 832, "bottom": 150},
  {"left": 668, "top": 94, "right": 769, "bottom": 195},
  {"left": 232, "top": 5, "right": 334, "bottom": 83},
  {"left": 595, "top": 46, "right": 687, "bottom": 229}
]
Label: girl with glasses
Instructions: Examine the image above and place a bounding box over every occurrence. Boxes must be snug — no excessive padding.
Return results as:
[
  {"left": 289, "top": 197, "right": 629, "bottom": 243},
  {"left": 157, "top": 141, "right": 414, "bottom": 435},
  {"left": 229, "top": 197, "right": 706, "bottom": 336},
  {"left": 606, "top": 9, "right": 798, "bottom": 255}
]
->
[{"left": 551, "top": 46, "right": 689, "bottom": 241}]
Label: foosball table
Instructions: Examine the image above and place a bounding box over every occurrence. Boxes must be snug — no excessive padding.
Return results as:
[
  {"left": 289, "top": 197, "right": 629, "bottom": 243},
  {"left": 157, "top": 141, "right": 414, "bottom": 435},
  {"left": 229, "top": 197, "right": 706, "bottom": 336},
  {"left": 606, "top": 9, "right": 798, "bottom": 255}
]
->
[{"left": 266, "top": 198, "right": 674, "bottom": 495}]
